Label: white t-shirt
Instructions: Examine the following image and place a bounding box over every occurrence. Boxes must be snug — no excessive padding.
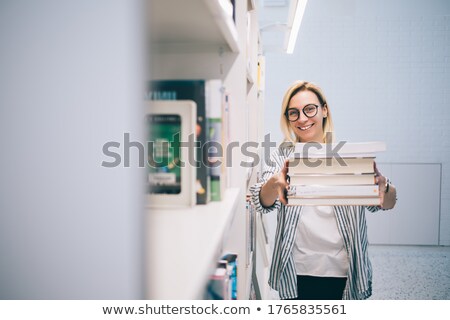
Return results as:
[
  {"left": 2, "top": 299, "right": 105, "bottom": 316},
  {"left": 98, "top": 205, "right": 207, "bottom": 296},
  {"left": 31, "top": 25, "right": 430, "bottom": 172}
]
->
[{"left": 293, "top": 206, "right": 349, "bottom": 277}]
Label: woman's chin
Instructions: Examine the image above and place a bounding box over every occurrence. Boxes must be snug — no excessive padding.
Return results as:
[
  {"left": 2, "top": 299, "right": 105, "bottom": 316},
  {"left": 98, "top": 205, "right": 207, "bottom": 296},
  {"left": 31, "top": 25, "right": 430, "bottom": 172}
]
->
[{"left": 295, "top": 132, "right": 322, "bottom": 143}]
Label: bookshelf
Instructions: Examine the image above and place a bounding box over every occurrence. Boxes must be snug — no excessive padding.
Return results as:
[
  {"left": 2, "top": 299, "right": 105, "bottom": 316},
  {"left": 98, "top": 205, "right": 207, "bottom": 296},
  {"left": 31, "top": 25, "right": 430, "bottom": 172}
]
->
[
  {"left": 146, "top": 188, "right": 240, "bottom": 299},
  {"left": 146, "top": 0, "right": 271, "bottom": 299},
  {"left": 255, "top": 212, "right": 272, "bottom": 299},
  {"left": 149, "top": 0, "right": 239, "bottom": 53}
]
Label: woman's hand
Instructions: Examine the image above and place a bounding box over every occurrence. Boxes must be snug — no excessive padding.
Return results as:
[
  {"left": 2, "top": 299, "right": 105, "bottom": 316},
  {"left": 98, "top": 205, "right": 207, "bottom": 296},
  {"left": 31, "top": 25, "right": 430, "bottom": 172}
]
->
[
  {"left": 260, "top": 159, "right": 290, "bottom": 206},
  {"left": 374, "top": 162, "right": 397, "bottom": 210}
]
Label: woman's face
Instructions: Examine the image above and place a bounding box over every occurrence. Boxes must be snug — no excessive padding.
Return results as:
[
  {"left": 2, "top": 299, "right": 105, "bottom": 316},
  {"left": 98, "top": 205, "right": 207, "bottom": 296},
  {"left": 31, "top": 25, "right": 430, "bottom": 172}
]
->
[{"left": 287, "top": 89, "right": 328, "bottom": 143}]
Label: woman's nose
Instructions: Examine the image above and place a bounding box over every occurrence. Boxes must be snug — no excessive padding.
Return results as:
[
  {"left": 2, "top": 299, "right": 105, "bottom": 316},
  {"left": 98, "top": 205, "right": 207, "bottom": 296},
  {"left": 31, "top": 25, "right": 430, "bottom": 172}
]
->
[{"left": 297, "top": 110, "right": 308, "bottom": 122}]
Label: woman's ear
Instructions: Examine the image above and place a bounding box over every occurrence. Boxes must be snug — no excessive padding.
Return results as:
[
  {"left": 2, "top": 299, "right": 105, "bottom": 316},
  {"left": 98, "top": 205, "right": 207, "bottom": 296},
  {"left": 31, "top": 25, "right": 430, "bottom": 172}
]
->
[{"left": 322, "top": 103, "right": 328, "bottom": 118}]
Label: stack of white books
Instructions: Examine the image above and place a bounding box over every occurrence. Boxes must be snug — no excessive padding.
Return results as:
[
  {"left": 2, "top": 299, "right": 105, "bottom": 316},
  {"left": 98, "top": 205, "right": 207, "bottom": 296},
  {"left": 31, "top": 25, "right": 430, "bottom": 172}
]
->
[{"left": 287, "top": 141, "right": 386, "bottom": 206}]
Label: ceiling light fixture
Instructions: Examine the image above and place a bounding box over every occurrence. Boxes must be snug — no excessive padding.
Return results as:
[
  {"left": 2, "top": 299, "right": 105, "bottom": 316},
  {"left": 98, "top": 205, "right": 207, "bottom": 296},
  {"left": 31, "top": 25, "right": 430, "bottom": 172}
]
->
[{"left": 285, "top": 0, "right": 308, "bottom": 54}]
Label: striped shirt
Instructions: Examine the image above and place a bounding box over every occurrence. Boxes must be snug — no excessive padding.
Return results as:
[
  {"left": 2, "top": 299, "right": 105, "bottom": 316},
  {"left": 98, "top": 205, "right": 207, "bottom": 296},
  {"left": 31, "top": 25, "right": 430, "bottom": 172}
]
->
[{"left": 249, "top": 144, "right": 381, "bottom": 300}]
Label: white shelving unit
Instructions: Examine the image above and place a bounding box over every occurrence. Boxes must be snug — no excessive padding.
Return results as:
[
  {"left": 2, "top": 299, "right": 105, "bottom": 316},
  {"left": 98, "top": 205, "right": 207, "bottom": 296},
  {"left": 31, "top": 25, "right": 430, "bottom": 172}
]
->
[
  {"left": 146, "top": 188, "right": 240, "bottom": 299},
  {"left": 146, "top": 0, "right": 270, "bottom": 300},
  {"left": 149, "top": 0, "right": 239, "bottom": 53},
  {"left": 255, "top": 212, "right": 272, "bottom": 299}
]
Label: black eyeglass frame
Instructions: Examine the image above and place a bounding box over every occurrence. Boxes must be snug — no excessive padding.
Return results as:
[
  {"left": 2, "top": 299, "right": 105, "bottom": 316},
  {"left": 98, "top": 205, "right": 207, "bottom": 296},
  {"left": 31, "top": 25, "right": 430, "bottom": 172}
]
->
[{"left": 284, "top": 104, "right": 321, "bottom": 122}]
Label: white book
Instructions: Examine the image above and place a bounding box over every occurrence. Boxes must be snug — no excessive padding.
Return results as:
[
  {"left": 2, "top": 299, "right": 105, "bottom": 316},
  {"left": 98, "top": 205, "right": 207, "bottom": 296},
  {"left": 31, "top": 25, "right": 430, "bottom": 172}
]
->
[
  {"left": 288, "top": 184, "right": 379, "bottom": 197},
  {"left": 292, "top": 141, "right": 386, "bottom": 158},
  {"left": 286, "top": 197, "right": 381, "bottom": 206},
  {"left": 288, "top": 157, "right": 375, "bottom": 174},
  {"left": 146, "top": 100, "right": 197, "bottom": 208},
  {"left": 288, "top": 173, "right": 375, "bottom": 186}
]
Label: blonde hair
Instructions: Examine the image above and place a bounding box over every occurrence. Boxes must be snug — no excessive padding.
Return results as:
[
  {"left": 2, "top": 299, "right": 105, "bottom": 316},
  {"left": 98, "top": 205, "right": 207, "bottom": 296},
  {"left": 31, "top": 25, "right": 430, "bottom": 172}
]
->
[{"left": 280, "top": 80, "right": 334, "bottom": 143}]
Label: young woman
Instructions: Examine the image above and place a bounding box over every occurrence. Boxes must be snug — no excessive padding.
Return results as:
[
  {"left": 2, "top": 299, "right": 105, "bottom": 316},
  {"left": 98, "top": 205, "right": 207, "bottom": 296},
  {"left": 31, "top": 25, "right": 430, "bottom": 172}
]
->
[{"left": 250, "top": 81, "right": 397, "bottom": 300}]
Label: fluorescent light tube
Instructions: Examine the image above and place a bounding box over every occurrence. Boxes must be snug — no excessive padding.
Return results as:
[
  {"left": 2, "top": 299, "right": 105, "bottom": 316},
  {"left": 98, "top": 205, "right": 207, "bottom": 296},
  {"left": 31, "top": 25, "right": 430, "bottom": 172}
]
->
[{"left": 285, "top": 0, "right": 307, "bottom": 54}]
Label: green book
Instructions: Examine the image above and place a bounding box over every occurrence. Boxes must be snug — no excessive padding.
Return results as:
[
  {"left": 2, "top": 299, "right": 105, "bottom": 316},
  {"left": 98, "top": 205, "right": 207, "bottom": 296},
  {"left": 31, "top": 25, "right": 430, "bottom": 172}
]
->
[{"left": 147, "top": 80, "right": 210, "bottom": 204}]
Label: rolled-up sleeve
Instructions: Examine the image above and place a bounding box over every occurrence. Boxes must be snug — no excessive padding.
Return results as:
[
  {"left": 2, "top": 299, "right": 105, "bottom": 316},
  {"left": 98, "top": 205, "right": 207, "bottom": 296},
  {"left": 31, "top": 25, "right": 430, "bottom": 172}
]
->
[
  {"left": 249, "top": 146, "right": 291, "bottom": 214},
  {"left": 249, "top": 181, "right": 281, "bottom": 214},
  {"left": 366, "top": 205, "right": 381, "bottom": 213}
]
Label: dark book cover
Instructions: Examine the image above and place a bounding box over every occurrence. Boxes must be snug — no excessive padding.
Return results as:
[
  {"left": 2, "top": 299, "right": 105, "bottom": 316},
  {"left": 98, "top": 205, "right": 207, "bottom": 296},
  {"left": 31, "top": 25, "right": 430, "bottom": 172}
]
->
[
  {"left": 147, "top": 80, "right": 209, "bottom": 204},
  {"left": 207, "top": 118, "right": 223, "bottom": 201},
  {"left": 221, "top": 253, "right": 238, "bottom": 300}
]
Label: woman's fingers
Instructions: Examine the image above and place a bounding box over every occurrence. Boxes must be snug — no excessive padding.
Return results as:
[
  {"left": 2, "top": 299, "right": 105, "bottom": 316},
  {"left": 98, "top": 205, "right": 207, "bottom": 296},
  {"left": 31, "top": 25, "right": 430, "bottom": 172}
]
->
[
  {"left": 374, "top": 161, "right": 387, "bottom": 194},
  {"left": 277, "top": 181, "right": 287, "bottom": 205},
  {"left": 275, "top": 161, "right": 291, "bottom": 205},
  {"left": 283, "top": 158, "right": 289, "bottom": 168},
  {"left": 374, "top": 161, "right": 381, "bottom": 177},
  {"left": 279, "top": 189, "right": 288, "bottom": 205},
  {"left": 277, "top": 173, "right": 289, "bottom": 205},
  {"left": 281, "top": 159, "right": 289, "bottom": 176}
]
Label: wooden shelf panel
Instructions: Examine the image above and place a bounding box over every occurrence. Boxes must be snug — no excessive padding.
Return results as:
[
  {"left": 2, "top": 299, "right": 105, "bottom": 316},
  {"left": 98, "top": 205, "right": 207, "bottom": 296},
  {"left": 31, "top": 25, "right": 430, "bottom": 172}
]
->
[
  {"left": 145, "top": 188, "right": 241, "bottom": 299},
  {"left": 149, "top": 0, "right": 239, "bottom": 53}
]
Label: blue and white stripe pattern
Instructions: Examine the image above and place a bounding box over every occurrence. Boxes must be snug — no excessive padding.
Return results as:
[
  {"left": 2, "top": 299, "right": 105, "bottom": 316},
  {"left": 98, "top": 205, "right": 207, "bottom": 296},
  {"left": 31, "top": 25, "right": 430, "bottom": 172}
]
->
[{"left": 249, "top": 145, "right": 381, "bottom": 300}]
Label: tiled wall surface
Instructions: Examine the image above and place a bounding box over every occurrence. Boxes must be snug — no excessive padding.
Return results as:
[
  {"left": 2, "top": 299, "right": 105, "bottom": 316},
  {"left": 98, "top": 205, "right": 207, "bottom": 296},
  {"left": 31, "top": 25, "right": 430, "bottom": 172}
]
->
[{"left": 264, "top": 0, "right": 450, "bottom": 245}]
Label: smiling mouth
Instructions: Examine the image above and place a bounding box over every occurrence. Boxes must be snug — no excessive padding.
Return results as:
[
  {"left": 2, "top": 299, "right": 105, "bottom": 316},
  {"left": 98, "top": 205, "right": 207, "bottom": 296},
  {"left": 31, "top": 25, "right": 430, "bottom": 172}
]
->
[{"left": 298, "top": 124, "right": 314, "bottom": 131}]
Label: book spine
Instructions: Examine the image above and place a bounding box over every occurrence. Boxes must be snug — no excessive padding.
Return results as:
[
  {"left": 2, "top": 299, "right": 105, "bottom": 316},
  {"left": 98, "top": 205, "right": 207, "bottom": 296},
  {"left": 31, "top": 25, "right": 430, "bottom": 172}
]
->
[
  {"left": 288, "top": 173, "right": 375, "bottom": 186},
  {"left": 286, "top": 197, "right": 381, "bottom": 206},
  {"left": 293, "top": 141, "right": 386, "bottom": 155},
  {"left": 289, "top": 184, "right": 379, "bottom": 197},
  {"left": 223, "top": 92, "right": 231, "bottom": 189},
  {"left": 221, "top": 253, "right": 238, "bottom": 300},
  {"left": 288, "top": 158, "right": 375, "bottom": 174},
  {"left": 206, "top": 80, "right": 224, "bottom": 202}
]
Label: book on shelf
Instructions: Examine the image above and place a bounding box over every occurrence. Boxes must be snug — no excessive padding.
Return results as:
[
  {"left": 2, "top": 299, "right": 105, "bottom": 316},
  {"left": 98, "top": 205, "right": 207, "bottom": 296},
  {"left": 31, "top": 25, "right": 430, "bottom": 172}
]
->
[
  {"left": 148, "top": 80, "right": 224, "bottom": 205},
  {"left": 221, "top": 253, "right": 238, "bottom": 300},
  {"left": 204, "top": 254, "right": 238, "bottom": 300},
  {"left": 146, "top": 112, "right": 182, "bottom": 195},
  {"left": 205, "top": 261, "right": 230, "bottom": 300},
  {"left": 288, "top": 173, "right": 375, "bottom": 186},
  {"left": 223, "top": 91, "right": 232, "bottom": 189},
  {"left": 206, "top": 79, "right": 226, "bottom": 201},
  {"left": 145, "top": 100, "right": 197, "bottom": 208}
]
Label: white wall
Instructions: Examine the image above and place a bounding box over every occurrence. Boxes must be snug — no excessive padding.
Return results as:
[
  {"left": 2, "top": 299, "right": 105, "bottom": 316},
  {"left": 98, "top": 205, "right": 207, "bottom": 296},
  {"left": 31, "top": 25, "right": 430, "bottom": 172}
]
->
[
  {"left": 263, "top": 0, "right": 450, "bottom": 245},
  {"left": 0, "top": 0, "right": 146, "bottom": 298}
]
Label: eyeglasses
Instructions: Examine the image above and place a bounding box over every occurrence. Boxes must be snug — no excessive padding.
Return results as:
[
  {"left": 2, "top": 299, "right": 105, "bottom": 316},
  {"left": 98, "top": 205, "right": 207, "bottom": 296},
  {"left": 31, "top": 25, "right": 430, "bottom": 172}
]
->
[{"left": 285, "top": 104, "right": 320, "bottom": 122}]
